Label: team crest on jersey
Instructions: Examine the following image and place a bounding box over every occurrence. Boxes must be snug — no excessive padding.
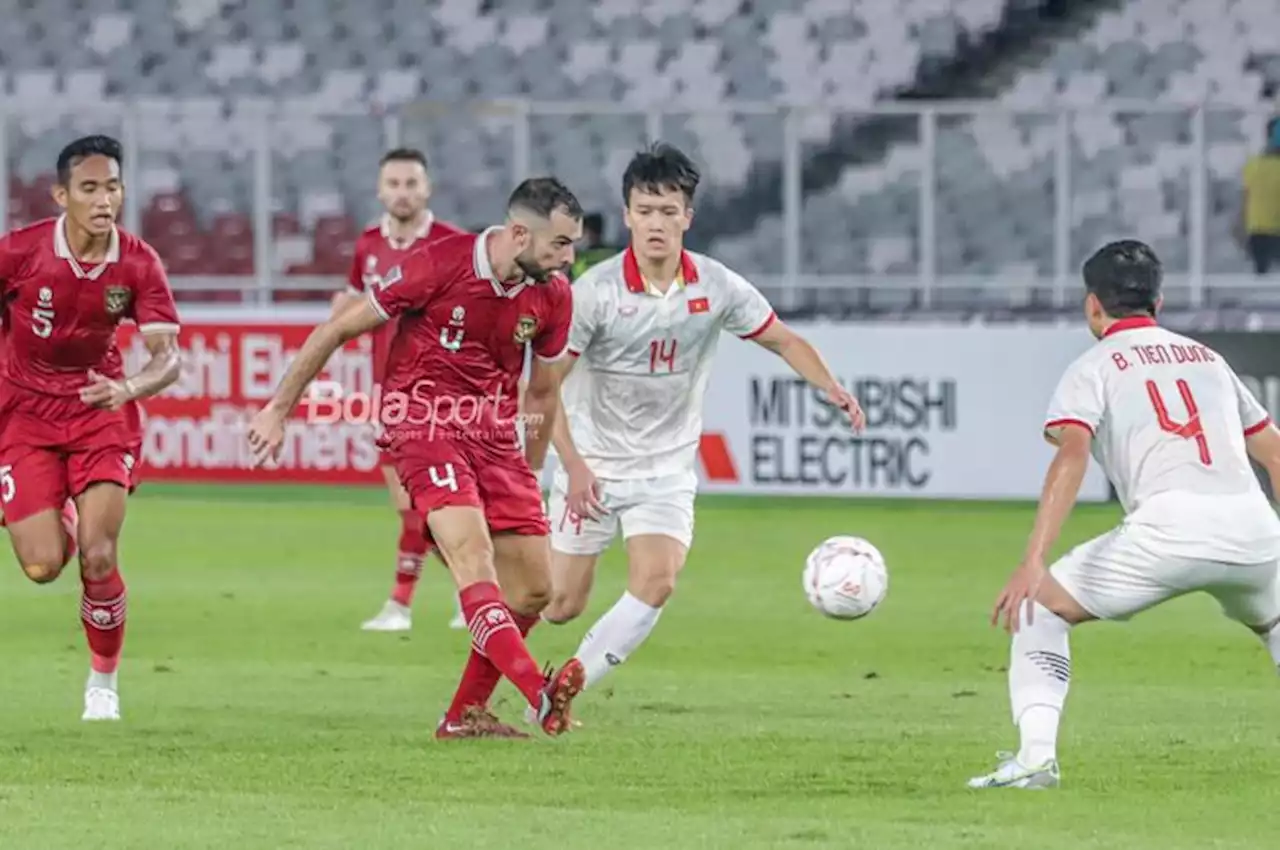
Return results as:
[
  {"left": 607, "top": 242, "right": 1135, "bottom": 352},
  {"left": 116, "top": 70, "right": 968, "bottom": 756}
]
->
[
  {"left": 104, "top": 286, "right": 131, "bottom": 315},
  {"left": 513, "top": 315, "right": 538, "bottom": 344}
]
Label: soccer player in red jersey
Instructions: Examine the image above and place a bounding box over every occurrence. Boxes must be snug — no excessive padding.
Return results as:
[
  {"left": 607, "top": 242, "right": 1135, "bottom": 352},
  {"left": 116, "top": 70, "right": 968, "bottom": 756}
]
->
[
  {"left": 249, "top": 178, "right": 585, "bottom": 738},
  {"left": 0, "top": 135, "right": 182, "bottom": 721},
  {"left": 331, "top": 148, "right": 468, "bottom": 634}
]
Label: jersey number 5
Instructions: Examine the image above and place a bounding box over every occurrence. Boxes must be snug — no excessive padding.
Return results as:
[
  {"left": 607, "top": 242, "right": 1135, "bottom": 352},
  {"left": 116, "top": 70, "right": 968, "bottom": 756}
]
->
[
  {"left": 1146, "top": 379, "right": 1212, "bottom": 466},
  {"left": 649, "top": 338, "right": 677, "bottom": 373},
  {"left": 31, "top": 307, "right": 54, "bottom": 338}
]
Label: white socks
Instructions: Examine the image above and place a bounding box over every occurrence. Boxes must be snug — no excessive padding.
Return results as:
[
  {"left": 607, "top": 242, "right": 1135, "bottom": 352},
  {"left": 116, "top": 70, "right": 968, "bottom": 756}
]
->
[
  {"left": 574, "top": 592, "right": 663, "bottom": 688},
  {"left": 87, "top": 669, "right": 118, "bottom": 692},
  {"left": 1009, "top": 602, "right": 1071, "bottom": 768},
  {"left": 1262, "top": 622, "right": 1280, "bottom": 672}
]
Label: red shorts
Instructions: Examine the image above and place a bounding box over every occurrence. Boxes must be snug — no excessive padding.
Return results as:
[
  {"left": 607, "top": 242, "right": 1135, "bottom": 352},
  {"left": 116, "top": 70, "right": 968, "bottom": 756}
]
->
[
  {"left": 391, "top": 437, "right": 547, "bottom": 544},
  {"left": 0, "top": 383, "right": 143, "bottom": 524}
]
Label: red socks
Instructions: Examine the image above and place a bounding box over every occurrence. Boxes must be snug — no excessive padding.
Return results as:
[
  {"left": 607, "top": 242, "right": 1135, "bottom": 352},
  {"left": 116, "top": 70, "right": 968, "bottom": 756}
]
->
[
  {"left": 81, "top": 567, "right": 126, "bottom": 674},
  {"left": 390, "top": 510, "right": 427, "bottom": 606},
  {"left": 446, "top": 605, "right": 539, "bottom": 721},
  {"left": 450, "top": 582, "right": 544, "bottom": 712}
]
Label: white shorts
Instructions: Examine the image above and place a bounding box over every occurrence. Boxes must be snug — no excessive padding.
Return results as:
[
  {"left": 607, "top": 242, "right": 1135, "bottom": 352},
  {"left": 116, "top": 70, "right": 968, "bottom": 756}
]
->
[
  {"left": 1051, "top": 525, "right": 1280, "bottom": 626},
  {"left": 549, "top": 471, "right": 696, "bottom": 556}
]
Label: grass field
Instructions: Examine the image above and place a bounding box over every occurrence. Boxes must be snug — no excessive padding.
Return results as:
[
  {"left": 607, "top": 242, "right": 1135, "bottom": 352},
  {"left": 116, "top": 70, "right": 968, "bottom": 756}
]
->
[{"left": 2, "top": 484, "right": 1278, "bottom": 849}]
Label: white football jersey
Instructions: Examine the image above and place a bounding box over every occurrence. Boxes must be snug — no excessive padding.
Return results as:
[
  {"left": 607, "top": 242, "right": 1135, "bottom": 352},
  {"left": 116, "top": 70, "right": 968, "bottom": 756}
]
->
[
  {"left": 562, "top": 248, "right": 775, "bottom": 480},
  {"left": 1045, "top": 317, "right": 1280, "bottom": 562}
]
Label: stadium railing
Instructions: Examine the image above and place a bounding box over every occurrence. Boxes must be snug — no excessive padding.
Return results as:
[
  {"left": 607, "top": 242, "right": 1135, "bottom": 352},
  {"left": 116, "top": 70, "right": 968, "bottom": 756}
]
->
[{"left": 1, "top": 98, "right": 1275, "bottom": 310}]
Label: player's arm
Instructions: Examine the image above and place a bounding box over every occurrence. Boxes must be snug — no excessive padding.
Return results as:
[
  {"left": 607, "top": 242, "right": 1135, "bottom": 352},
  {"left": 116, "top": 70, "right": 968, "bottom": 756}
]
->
[
  {"left": 265, "top": 297, "right": 384, "bottom": 418},
  {"left": 85, "top": 247, "right": 183, "bottom": 409},
  {"left": 331, "top": 243, "right": 367, "bottom": 319},
  {"left": 249, "top": 252, "right": 431, "bottom": 465},
  {"left": 993, "top": 365, "right": 1103, "bottom": 632},
  {"left": 1022, "top": 424, "right": 1092, "bottom": 568},
  {"left": 523, "top": 280, "right": 578, "bottom": 474},
  {"left": 728, "top": 273, "right": 864, "bottom": 430},
  {"left": 523, "top": 356, "right": 567, "bottom": 474}
]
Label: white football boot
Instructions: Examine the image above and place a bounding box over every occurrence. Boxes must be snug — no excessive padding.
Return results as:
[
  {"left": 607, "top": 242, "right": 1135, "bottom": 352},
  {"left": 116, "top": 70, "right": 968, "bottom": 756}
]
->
[
  {"left": 967, "top": 752, "right": 1060, "bottom": 789},
  {"left": 82, "top": 687, "right": 120, "bottom": 721},
  {"left": 361, "top": 600, "right": 412, "bottom": 632}
]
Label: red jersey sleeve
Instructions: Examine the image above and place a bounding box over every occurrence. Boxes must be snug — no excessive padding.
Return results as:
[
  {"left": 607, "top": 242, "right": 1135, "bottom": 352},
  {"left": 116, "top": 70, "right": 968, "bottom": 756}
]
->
[
  {"left": 366, "top": 246, "right": 442, "bottom": 320},
  {"left": 347, "top": 235, "right": 368, "bottom": 295},
  {"left": 129, "top": 244, "right": 181, "bottom": 333},
  {"left": 533, "top": 278, "right": 572, "bottom": 361},
  {"left": 0, "top": 231, "right": 24, "bottom": 295}
]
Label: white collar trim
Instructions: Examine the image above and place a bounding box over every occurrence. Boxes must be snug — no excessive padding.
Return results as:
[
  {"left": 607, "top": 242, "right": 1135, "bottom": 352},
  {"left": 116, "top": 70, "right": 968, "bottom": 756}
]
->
[
  {"left": 380, "top": 211, "right": 433, "bottom": 249},
  {"left": 473, "top": 226, "right": 528, "bottom": 299},
  {"left": 53, "top": 214, "right": 120, "bottom": 280}
]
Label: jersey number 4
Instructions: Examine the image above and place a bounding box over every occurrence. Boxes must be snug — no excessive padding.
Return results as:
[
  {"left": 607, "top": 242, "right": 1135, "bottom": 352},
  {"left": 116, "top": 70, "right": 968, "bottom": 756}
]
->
[{"left": 1146, "top": 379, "right": 1212, "bottom": 466}]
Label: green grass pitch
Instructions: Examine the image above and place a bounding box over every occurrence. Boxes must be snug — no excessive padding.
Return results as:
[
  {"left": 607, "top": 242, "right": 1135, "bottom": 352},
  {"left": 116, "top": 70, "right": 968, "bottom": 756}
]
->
[{"left": 1, "top": 484, "right": 1277, "bottom": 849}]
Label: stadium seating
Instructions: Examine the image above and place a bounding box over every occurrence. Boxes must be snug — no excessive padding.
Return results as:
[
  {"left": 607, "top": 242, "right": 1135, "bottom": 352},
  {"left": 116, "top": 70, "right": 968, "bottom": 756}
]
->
[{"left": 1, "top": 0, "right": 1276, "bottom": 296}]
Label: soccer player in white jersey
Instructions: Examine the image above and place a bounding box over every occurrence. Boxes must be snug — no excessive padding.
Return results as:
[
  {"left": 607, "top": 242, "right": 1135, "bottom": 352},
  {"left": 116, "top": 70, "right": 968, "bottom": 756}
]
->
[
  {"left": 537, "top": 144, "right": 865, "bottom": 704},
  {"left": 969, "top": 240, "right": 1280, "bottom": 790}
]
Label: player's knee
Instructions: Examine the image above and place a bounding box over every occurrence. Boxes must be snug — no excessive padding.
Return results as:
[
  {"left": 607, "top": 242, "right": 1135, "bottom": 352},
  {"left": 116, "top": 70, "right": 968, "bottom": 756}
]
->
[
  {"left": 632, "top": 569, "right": 678, "bottom": 608},
  {"left": 78, "top": 538, "right": 118, "bottom": 581},
  {"left": 543, "top": 590, "right": 588, "bottom": 624},
  {"left": 21, "top": 560, "right": 63, "bottom": 584}
]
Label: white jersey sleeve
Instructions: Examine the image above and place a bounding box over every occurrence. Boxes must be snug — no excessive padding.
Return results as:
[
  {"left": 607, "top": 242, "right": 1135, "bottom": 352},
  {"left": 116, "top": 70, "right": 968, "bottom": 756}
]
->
[
  {"left": 719, "top": 269, "right": 776, "bottom": 339},
  {"left": 1230, "top": 369, "right": 1272, "bottom": 435},
  {"left": 1044, "top": 354, "right": 1105, "bottom": 443},
  {"left": 567, "top": 276, "right": 604, "bottom": 357}
]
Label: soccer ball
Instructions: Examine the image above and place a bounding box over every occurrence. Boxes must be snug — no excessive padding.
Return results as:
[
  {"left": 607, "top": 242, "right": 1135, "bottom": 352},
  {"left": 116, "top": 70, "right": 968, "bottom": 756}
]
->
[{"left": 803, "top": 536, "right": 888, "bottom": 620}]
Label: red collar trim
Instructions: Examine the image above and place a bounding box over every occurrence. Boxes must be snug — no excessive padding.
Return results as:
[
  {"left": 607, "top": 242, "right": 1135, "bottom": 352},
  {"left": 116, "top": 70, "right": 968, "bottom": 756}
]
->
[
  {"left": 1102, "top": 316, "right": 1157, "bottom": 338},
  {"left": 621, "top": 246, "right": 700, "bottom": 293}
]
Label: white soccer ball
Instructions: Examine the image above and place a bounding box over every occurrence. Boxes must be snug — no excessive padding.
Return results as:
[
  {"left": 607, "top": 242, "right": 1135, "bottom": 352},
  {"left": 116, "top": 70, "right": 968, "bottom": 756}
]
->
[{"left": 803, "top": 536, "right": 888, "bottom": 620}]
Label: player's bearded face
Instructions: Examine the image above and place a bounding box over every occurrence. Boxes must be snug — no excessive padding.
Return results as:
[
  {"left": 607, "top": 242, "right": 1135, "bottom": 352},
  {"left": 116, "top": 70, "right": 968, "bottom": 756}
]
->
[
  {"left": 55, "top": 154, "right": 123, "bottom": 237},
  {"left": 625, "top": 187, "right": 693, "bottom": 262},
  {"left": 515, "top": 211, "right": 582, "bottom": 281},
  {"left": 377, "top": 161, "right": 429, "bottom": 222}
]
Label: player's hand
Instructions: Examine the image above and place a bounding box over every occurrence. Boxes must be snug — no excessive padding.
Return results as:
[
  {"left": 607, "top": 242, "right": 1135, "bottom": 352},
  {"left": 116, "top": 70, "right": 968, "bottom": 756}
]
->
[
  {"left": 829, "top": 385, "right": 866, "bottom": 432},
  {"left": 565, "top": 459, "right": 607, "bottom": 520},
  {"left": 991, "top": 558, "right": 1047, "bottom": 634},
  {"left": 247, "top": 406, "right": 287, "bottom": 467},
  {"left": 79, "top": 370, "right": 134, "bottom": 411}
]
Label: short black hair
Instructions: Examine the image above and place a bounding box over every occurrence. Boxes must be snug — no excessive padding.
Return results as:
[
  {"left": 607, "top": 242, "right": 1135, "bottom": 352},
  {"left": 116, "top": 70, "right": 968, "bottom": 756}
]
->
[
  {"left": 622, "top": 143, "right": 700, "bottom": 205},
  {"left": 56, "top": 135, "right": 123, "bottom": 185},
  {"left": 1082, "top": 239, "right": 1162, "bottom": 317},
  {"left": 380, "top": 147, "right": 428, "bottom": 170},
  {"left": 507, "top": 177, "right": 583, "bottom": 220}
]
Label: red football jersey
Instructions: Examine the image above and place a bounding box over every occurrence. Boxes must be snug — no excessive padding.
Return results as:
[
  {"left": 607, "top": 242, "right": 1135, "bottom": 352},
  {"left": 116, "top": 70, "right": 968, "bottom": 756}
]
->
[
  {"left": 368, "top": 227, "right": 571, "bottom": 443},
  {"left": 0, "top": 217, "right": 180, "bottom": 397},
  {"left": 347, "top": 213, "right": 466, "bottom": 383}
]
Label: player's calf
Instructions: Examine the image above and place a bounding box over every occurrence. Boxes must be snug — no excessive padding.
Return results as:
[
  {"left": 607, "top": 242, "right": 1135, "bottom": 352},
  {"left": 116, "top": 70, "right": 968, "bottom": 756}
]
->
[{"left": 543, "top": 551, "right": 600, "bottom": 624}]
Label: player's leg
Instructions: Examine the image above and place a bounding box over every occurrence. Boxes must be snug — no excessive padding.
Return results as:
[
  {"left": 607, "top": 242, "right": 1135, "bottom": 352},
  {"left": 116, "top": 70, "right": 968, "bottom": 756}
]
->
[
  {"left": 0, "top": 448, "right": 77, "bottom": 582},
  {"left": 1201, "top": 560, "right": 1280, "bottom": 670},
  {"left": 541, "top": 475, "right": 617, "bottom": 623},
  {"left": 405, "top": 445, "right": 579, "bottom": 737},
  {"left": 443, "top": 531, "right": 557, "bottom": 734},
  {"left": 362, "top": 463, "right": 429, "bottom": 631},
  {"left": 570, "top": 476, "right": 694, "bottom": 690},
  {"left": 969, "top": 528, "right": 1175, "bottom": 790},
  {"left": 73, "top": 481, "right": 129, "bottom": 721}
]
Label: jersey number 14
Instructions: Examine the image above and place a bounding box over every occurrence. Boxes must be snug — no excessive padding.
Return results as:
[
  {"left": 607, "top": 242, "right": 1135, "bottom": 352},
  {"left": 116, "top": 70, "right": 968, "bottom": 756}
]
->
[
  {"left": 649, "top": 338, "right": 677, "bottom": 373},
  {"left": 1146, "top": 378, "right": 1211, "bottom": 466}
]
